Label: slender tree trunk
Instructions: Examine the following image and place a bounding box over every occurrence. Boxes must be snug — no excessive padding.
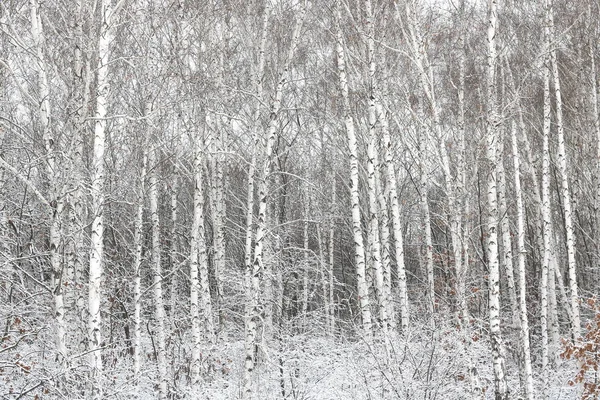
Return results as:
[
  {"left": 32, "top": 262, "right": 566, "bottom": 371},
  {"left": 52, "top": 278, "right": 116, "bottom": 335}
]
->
[
  {"left": 30, "top": 0, "right": 67, "bottom": 366},
  {"left": 486, "top": 1, "right": 508, "bottom": 398},
  {"left": 133, "top": 150, "right": 147, "bottom": 382},
  {"left": 419, "top": 129, "right": 435, "bottom": 317},
  {"left": 377, "top": 165, "right": 394, "bottom": 329},
  {"left": 243, "top": 3, "right": 306, "bottom": 397},
  {"left": 302, "top": 191, "right": 310, "bottom": 331},
  {"left": 497, "top": 135, "right": 519, "bottom": 328},
  {"left": 364, "top": 0, "right": 389, "bottom": 336},
  {"left": 405, "top": 0, "right": 462, "bottom": 320},
  {"left": 548, "top": 0, "right": 581, "bottom": 340},
  {"left": 510, "top": 119, "right": 534, "bottom": 400},
  {"left": 378, "top": 102, "right": 408, "bottom": 332},
  {"left": 334, "top": 0, "right": 372, "bottom": 339},
  {"left": 241, "top": 5, "right": 269, "bottom": 396},
  {"left": 328, "top": 182, "right": 336, "bottom": 336},
  {"left": 169, "top": 175, "right": 179, "bottom": 319},
  {"left": 190, "top": 123, "right": 214, "bottom": 384},
  {"left": 590, "top": 11, "right": 600, "bottom": 286},
  {"left": 149, "top": 145, "right": 168, "bottom": 400},
  {"left": 541, "top": 40, "right": 553, "bottom": 399},
  {"left": 89, "top": 0, "right": 113, "bottom": 396}
]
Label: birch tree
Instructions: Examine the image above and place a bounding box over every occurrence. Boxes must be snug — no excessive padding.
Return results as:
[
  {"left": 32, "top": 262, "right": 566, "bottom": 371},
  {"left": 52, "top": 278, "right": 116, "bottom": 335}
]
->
[
  {"left": 243, "top": 2, "right": 307, "bottom": 396},
  {"left": 89, "top": 0, "right": 115, "bottom": 396},
  {"left": 485, "top": 1, "right": 508, "bottom": 398},
  {"left": 334, "top": 0, "right": 372, "bottom": 338},
  {"left": 547, "top": 0, "right": 581, "bottom": 340}
]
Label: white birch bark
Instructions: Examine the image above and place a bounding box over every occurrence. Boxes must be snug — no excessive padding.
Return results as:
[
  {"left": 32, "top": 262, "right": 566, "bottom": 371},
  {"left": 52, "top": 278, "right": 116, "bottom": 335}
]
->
[
  {"left": 378, "top": 102, "right": 408, "bottom": 331},
  {"left": 302, "top": 192, "right": 310, "bottom": 331},
  {"left": 377, "top": 165, "right": 394, "bottom": 328},
  {"left": 190, "top": 124, "right": 214, "bottom": 384},
  {"left": 243, "top": 5, "right": 270, "bottom": 295},
  {"left": 29, "top": 0, "right": 67, "bottom": 366},
  {"left": 496, "top": 135, "right": 519, "bottom": 328},
  {"left": 589, "top": 10, "right": 600, "bottom": 285},
  {"left": 328, "top": 182, "right": 336, "bottom": 335},
  {"left": 419, "top": 130, "right": 435, "bottom": 316},
  {"left": 317, "top": 224, "right": 329, "bottom": 331},
  {"left": 365, "top": 0, "right": 389, "bottom": 336},
  {"left": 169, "top": 175, "right": 178, "bottom": 319},
  {"left": 405, "top": 0, "right": 462, "bottom": 318},
  {"left": 241, "top": 6, "right": 270, "bottom": 396},
  {"left": 89, "top": 0, "right": 113, "bottom": 395},
  {"left": 541, "top": 50, "right": 552, "bottom": 398},
  {"left": 486, "top": 1, "right": 508, "bottom": 398},
  {"left": 132, "top": 149, "right": 147, "bottom": 382},
  {"left": 548, "top": 0, "right": 581, "bottom": 339},
  {"left": 149, "top": 145, "right": 168, "bottom": 400},
  {"left": 243, "top": 3, "right": 307, "bottom": 396},
  {"left": 510, "top": 119, "right": 534, "bottom": 400},
  {"left": 66, "top": 0, "right": 91, "bottom": 353},
  {"left": 334, "top": 0, "right": 372, "bottom": 338}
]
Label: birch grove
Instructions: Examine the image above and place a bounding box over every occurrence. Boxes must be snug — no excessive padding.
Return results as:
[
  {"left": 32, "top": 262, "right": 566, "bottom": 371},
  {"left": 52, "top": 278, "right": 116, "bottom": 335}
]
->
[{"left": 2, "top": 0, "right": 600, "bottom": 399}]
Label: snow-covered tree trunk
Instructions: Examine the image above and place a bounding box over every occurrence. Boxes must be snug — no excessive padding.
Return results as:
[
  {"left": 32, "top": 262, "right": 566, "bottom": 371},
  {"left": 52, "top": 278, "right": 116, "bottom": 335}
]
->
[
  {"left": 496, "top": 133, "right": 519, "bottom": 328},
  {"left": 335, "top": 0, "right": 372, "bottom": 338},
  {"left": 378, "top": 102, "right": 408, "bottom": 331},
  {"left": 548, "top": 0, "right": 581, "bottom": 340},
  {"left": 485, "top": 1, "right": 508, "bottom": 398},
  {"left": 89, "top": 0, "right": 113, "bottom": 396},
  {"left": 364, "top": 0, "right": 389, "bottom": 336},
  {"left": 132, "top": 149, "right": 147, "bottom": 382},
  {"left": 241, "top": 5, "right": 269, "bottom": 396},
  {"left": 169, "top": 175, "right": 179, "bottom": 319},
  {"left": 590, "top": 14, "right": 600, "bottom": 287},
  {"left": 405, "top": 0, "right": 462, "bottom": 320},
  {"left": 190, "top": 123, "right": 214, "bottom": 384},
  {"left": 243, "top": 3, "right": 306, "bottom": 396},
  {"left": 209, "top": 121, "right": 225, "bottom": 332},
  {"left": 29, "top": 0, "right": 67, "bottom": 366},
  {"left": 541, "top": 49, "right": 552, "bottom": 398},
  {"left": 510, "top": 119, "right": 534, "bottom": 400},
  {"left": 419, "top": 129, "right": 435, "bottom": 317},
  {"left": 328, "top": 182, "right": 336, "bottom": 336},
  {"left": 149, "top": 144, "right": 168, "bottom": 400},
  {"left": 456, "top": 36, "right": 469, "bottom": 322},
  {"left": 302, "top": 192, "right": 310, "bottom": 331},
  {"left": 377, "top": 164, "right": 394, "bottom": 328},
  {"left": 65, "top": 0, "right": 91, "bottom": 353}
]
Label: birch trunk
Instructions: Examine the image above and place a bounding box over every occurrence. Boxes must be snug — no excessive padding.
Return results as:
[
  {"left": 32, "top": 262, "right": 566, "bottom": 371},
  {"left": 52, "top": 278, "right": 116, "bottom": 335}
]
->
[
  {"left": 169, "top": 175, "right": 178, "bottom": 319},
  {"left": 89, "top": 0, "right": 113, "bottom": 395},
  {"left": 66, "top": 0, "right": 91, "bottom": 353},
  {"left": 419, "top": 130, "right": 435, "bottom": 316},
  {"left": 510, "top": 120, "right": 534, "bottom": 400},
  {"left": 486, "top": 1, "right": 508, "bottom": 398},
  {"left": 241, "top": 5, "right": 269, "bottom": 396},
  {"left": 328, "top": 182, "right": 336, "bottom": 335},
  {"left": 496, "top": 137, "right": 519, "bottom": 328},
  {"left": 334, "top": 0, "right": 372, "bottom": 338},
  {"left": 378, "top": 102, "right": 408, "bottom": 331},
  {"left": 243, "top": 3, "right": 307, "bottom": 396},
  {"left": 149, "top": 145, "right": 168, "bottom": 400},
  {"left": 302, "top": 192, "right": 310, "bottom": 331},
  {"left": 364, "top": 0, "right": 389, "bottom": 336},
  {"left": 190, "top": 124, "right": 214, "bottom": 384},
  {"left": 541, "top": 50, "right": 552, "bottom": 398},
  {"left": 548, "top": 0, "right": 581, "bottom": 340},
  {"left": 377, "top": 165, "right": 394, "bottom": 328},
  {"left": 133, "top": 150, "right": 147, "bottom": 381},
  {"left": 30, "top": 0, "right": 67, "bottom": 366},
  {"left": 405, "top": 0, "right": 463, "bottom": 320}
]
